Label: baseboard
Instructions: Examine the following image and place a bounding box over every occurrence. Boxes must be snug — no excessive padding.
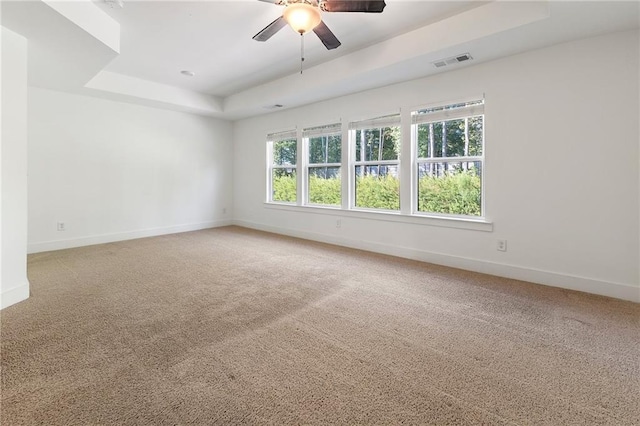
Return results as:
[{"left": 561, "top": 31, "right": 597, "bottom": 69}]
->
[
  {"left": 233, "top": 219, "right": 640, "bottom": 303},
  {"left": 1, "top": 280, "right": 30, "bottom": 310},
  {"left": 28, "top": 220, "right": 233, "bottom": 254}
]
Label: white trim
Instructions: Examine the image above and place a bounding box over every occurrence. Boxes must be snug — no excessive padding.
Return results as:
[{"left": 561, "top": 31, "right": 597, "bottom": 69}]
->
[
  {"left": 263, "top": 202, "right": 492, "bottom": 232},
  {"left": 233, "top": 220, "right": 640, "bottom": 303},
  {"left": 266, "top": 140, "right": 273, "bottom": 203},
  {"left": 399, "top": 107, "right": 413, "bottom": 215},
  {"left": 1, "top": 280, "right": 30, "bottom": 310},
  {"left": 341, "top": 122, "right": 350, "bottom": 209},
  {"left": 27, "top": 220, "right": 232, "bottom": 254},
  {"left": 296, "top": 127, "right": 304, "bottom": 206}
]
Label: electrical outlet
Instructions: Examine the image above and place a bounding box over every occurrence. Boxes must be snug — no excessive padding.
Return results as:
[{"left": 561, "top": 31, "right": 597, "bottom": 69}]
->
[
  {"left": 336, "top": 219, "right": 341, "bottom": 229},
  {"left": 497, "top": 239, "right": 507, "bottom": 252},
  {"left": 57, "top": 222, "right": 66, "bottom": 231}
]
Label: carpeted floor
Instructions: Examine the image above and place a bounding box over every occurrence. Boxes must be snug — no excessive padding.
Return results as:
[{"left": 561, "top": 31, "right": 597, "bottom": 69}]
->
[{"left": 1, "top": 226, "right": 639, "bottom": 425}]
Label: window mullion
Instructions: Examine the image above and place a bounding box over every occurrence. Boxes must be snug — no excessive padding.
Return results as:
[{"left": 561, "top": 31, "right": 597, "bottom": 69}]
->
[
  {"left": 343, "top": 126, "right": 352, "bottom": 210},
  {"left": 266, "top": 141, "right": 273, "bottom": 203},
  {"left": 400, "top": 107, "right": 412, "bottom": 215},
  {"left": 297, "top": 129, "right": 304, "bottom": 206}
]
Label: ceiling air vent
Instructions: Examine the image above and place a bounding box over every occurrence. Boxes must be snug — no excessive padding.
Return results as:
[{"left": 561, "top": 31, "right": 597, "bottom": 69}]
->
[
  {"left": 432, "top": 53, "right": 473, "bottom": 69},
  {"left": 104, "top": 0, "right": 124, "bottom": 8}
]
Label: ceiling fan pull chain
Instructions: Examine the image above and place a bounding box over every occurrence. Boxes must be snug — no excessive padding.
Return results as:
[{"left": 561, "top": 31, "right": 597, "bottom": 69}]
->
[{"left": 300, "top": 33, "right": 305, "bottom": 74}]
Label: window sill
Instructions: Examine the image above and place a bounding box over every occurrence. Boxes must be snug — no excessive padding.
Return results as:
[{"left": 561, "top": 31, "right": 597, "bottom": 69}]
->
[{"left": 263, "top": 203, "right": 493, "bottom": 232}]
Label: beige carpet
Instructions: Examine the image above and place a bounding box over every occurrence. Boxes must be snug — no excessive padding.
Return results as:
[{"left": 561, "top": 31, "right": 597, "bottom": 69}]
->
[{"left": 1, "top": 226, "right": 639, "bottom": 425}]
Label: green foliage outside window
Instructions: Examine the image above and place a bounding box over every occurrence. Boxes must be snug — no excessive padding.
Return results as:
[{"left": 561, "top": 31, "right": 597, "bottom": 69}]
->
[
  {"left": 309, "top": 175, "right": 341, "bottom": 205},
  {"left": 355, "top": 175, "right": 400, "bottom": 210},
  {"left": 271, "top": 137, "right": 297, "bottom": 202},
  {"left": 272, "top": 173, "right": 480, "bottom": 214},
  {"left": 418, "top": 171, "right": 481, "bottom": 216},
  {"left": 272, "top": 169, "right": 296, "bottom": 202},
  {"left": 271, "top": 113, "right": 482, "bottom": 215}
]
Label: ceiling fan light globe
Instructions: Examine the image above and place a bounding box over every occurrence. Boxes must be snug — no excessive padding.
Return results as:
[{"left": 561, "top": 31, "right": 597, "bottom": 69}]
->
[{"left": 283, "top": 3, "right": 321, "bottom": 34}]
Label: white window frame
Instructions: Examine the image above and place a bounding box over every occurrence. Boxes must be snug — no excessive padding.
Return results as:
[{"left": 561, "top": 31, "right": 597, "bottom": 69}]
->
[
  {"left": 411, "top": 100, "right": 485, "bottom": 218},
  {"left": 266, "top": 129, "right": 298, "bottom": 204},
  {"left": 264, "top": 99, "right": 492, "bottom": 233},
  {"left": 349, "top": 113, "right": 402, "bottom": 212},
  {"left": 303, "top": 123, "right": 343, "bottom": 207}
]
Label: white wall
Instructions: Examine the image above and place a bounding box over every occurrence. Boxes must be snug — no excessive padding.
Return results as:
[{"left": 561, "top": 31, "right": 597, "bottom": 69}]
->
[
  {"left": 1, "top": 27, "right": 30, "bottom": 309},
  {"left": 28, "top": 87, "right": 233, "bottom": 252},
  {"left": 233, "top": 30, "right": 640, "bottom": 302}
]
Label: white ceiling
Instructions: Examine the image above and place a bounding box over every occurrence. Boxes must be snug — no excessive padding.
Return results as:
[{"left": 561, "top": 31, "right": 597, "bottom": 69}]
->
[
  {"left": 96, "top": 0, "right": 485, "bottom": 97},
  {"left": 2, "top": 1, "right": 639, "bottom": 119}
]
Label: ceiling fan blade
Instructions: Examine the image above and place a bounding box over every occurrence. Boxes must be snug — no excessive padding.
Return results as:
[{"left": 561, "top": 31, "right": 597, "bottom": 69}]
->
[
  {"left": 258, "top": 0, "right": 285, "bottom": 4},
  {"left": 313, "top": 21, "right": 341, "bottom": 50},
  {"left": 253, "top": 16, "right": 287, "bottom": 42},
  {"left": 321, "top": 0, "right": 386, "bottom": 13}
]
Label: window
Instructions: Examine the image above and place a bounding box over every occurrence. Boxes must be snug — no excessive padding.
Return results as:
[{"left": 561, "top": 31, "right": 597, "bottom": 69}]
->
[
  {"left": 264, "top": 98, "right": 489, "bottom": 229},
  {"left": 412, "top": 100, "right": 484, "bottom": 216},
  {"left": 304, "top": 124, "right": 342, "bottom": 206},
  {"left": 349, "top": 114, "right": 401, "bottom": 210},
  {"left": 267, "top": 130, "right": 297, "bottom": 203}
]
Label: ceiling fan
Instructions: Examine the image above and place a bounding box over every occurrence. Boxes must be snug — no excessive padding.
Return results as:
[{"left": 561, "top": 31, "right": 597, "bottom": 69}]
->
[{"left": 253, "top": 0, "right": 387, "bottom": 50}]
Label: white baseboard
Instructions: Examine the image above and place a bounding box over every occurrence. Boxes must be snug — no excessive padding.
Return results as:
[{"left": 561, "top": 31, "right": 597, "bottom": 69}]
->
[
  {"left": 28, "top": 220, "right": 233, "bottom": 254},
  {"left": 233, "top": 219, "right": 640, "bottom": 303},
  {"left": 1, "top": 280, "right": 30, "bottom": 310}
]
